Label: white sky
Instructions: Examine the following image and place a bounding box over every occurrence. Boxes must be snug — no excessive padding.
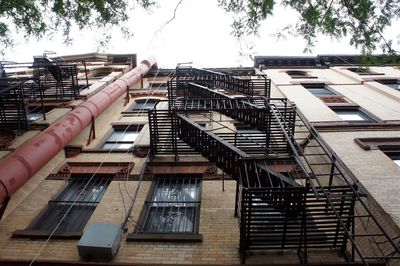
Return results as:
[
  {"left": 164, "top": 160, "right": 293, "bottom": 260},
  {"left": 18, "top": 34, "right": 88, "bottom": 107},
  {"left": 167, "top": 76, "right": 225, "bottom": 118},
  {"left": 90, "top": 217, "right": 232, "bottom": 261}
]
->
[{"left": 2, "top": 0, "right": 400, "bottom": 68}]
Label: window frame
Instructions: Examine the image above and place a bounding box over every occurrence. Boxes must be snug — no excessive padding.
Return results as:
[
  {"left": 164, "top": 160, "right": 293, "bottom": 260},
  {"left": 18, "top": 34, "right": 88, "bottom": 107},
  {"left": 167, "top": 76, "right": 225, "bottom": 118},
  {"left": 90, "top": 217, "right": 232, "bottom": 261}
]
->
[
  {"left": 286, "top": 70, "right": 316, "bottom": 79},
  {"left": 330, "top": 106, "right": 376, "bottom": 123},
  {"left": 13, "top": 174, "right": 112, "bottom": 239},
  {"left": 130, "top": 99, "right": 159, "bottom": 112},
  {"left": 140, "top": 177, "right": 202, "bottom": 234},
  {"left": 302, "top": 83, "right": 337, "bottom": 97},
  {"left": 100, "top": 125, "right": 143, "bottom": 151},
  {"left": 148, "top": 82, "right": 168, "bottom": 90},
  {"left": 376, "top": 79, "right": 400, "bottom": 91},
  {"left": 128, "top": 175, "right": 203, "bottom": 242},
  {"left": 347, "top": 67, "right": 384, "bottom": 76}
]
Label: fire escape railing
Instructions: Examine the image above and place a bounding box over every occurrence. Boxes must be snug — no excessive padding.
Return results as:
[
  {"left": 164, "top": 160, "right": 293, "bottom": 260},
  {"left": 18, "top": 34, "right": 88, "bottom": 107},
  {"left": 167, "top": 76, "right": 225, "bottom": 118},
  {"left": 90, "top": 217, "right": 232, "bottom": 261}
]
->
[
  {"left": 264, "top": 100, "right": 400, "bottom": 264},
  {"left": 0, "top": 60, "right": 90, "bottom": 133},
  {"left": 0, "top": 82, "right": 29, "bottom": 133},
  {"left": 148, "top": 66, "right": 400, "bottom": 265}
]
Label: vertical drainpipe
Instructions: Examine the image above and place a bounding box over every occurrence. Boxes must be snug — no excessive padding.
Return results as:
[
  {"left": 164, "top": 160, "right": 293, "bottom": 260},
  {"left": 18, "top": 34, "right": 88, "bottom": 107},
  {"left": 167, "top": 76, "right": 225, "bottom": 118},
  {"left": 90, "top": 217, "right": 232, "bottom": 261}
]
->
[{"left": 0, "top": 57, "right": 157, "bottom": 205}]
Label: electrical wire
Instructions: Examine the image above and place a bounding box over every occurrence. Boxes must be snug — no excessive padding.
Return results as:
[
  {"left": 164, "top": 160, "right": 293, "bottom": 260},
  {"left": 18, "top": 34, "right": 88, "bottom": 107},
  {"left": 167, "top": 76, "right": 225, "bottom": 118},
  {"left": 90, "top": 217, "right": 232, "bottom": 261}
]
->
[{"left": 28, "top": 62, "right": 174, "bottom": 265}]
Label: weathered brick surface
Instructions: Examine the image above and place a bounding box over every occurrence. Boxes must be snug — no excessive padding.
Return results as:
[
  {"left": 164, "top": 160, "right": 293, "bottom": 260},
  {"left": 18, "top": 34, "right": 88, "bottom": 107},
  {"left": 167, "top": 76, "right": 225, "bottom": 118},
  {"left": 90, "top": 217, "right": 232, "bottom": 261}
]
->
[{"left": 0, "top": 180, "right": 241, "bottom": 264}]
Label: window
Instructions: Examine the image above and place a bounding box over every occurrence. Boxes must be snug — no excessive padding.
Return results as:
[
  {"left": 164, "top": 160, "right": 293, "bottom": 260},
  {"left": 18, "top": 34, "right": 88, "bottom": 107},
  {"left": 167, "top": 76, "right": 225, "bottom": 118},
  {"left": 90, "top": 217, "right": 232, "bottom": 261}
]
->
[
  {"left": 303, "top": 84, "right": 336, "bottom": 96},
  {"left": 331, "top": 107, "right": 374, "bottom": 123},
  {"left": 30, "top": 175, "right": 111, "bottom": 233},
  {"left": 348, "top": 67, "right": 378, "bottom": 75},
  {"left": 102, "top": 126, "right": 142, "bottom": 150},
  {"left": 132, "top": 99, "right": 158, "bottom": 111},
  {"left": 384, "top": 151, "right": 400, "bottom": 166},
  {"left": 376, "top": 79, "right": 400, "bottom": 91},
  {"left": 26, "top": 108, "right": 44, "bottom": 121},
  {"left": 286, "top": 70, "right": 310, "bottom": 78},
  {"left": 140, "top": 178, "right": 201, "bottom": 233},
  {"left": 149, "top": 82, "right": 167, "bottom": 89}
]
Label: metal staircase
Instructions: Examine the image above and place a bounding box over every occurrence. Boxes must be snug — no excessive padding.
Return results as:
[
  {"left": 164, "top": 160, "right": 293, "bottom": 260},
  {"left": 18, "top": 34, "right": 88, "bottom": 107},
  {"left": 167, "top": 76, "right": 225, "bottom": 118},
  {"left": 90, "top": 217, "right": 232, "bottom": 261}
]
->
[{"left": 148, "top": 65, "right": 400, "bottom": 265}]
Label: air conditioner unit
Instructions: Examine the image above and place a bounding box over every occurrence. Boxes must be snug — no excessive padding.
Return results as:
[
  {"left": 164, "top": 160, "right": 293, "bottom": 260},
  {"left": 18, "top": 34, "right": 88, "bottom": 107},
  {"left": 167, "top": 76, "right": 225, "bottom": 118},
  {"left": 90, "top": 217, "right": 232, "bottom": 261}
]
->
[{"left": 78, "top": 223, "right": 122, "bottom": 260}]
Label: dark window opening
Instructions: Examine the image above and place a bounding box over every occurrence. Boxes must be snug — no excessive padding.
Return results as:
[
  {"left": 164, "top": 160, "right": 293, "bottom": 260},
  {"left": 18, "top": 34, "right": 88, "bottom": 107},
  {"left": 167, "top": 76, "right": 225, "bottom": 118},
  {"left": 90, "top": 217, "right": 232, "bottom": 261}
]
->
[
  {"left": 348, "top": 67, "right": 378, "bottom": 75},
  {"left": 102, "top": 125, "right": 142, "bottom": 150},
  {"left": 132, "top": 99, "right": 158, "bottom": 111},
  {"left": 149, "top": 82, "right": 168, "bottom": 89},
  {"left": 376, "top": 79, "right": 400, "bottom": 91},
  {"left": 286, "top": 70, "right": 310, "bottom": 78},
  {"left": 139, "top": 178, "right": 201, "bottom": 233},
  {"left": 26, "top": 107, "right": 45, "bottom": 121},
  {"left": 384, "top": 151, "right": 400, "bottom": 167},
  {"left": 29, "top": 174, "right": 111, "bottom": 233}
]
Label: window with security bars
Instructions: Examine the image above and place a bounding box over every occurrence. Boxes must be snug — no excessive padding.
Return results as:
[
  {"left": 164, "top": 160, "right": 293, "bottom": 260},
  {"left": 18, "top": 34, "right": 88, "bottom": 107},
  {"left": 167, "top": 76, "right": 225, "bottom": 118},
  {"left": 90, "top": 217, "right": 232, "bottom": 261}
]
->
[
  {"left": 30, "top": 175, "right": 111, "bottom": 233},
  {"left": 140, "top": 178, "right": 201, "bottom": 233}
]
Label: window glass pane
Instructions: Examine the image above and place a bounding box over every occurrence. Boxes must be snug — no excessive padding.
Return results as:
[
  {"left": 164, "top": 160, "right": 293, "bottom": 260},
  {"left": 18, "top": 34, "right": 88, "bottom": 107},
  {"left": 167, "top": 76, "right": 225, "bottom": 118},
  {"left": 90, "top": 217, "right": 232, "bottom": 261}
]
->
[
  {"left": 26, "top": 111, "right": 44, "bottom": 121},
  {"left": 337, "top": 113, "right": 366, "bottom": 121},
  {"left": 348, "top": 68, "right": 372, "bottom": 74},
  {"left": 306, "top": 87, "right": 335, "bottom": 96},
  {"left": 132, "top": 100, "right": 157, "bottom": 110},
  {"left": 154, "top": 181, "right": 199, "bottom": 203},
  {"left": 108, "top": 131, "right": 140, "bottom": 142},
  {"left": 144, "top": 206, "right": 196, "bottom": 233},
  {"left": 385, "top": 152, "right": 400, "bottom": 167},
  {"left": 386, "top": 83, "right": 400, "bottom": 91},
  {"left": 119, "top": 131, "right": 140, "bottom": 142},
  {"left": 102, "top": 128, "right": 140, "bottom": 150},
  {"left": 287, "top": 71, "right": 307, "bottom": 77},
  {"left": 33, "top": 204, "right": 95, "bottom": 232},
  {"left": 333, "top": 109, "right": 372, "bottom": 122},
  {"left": 59, "top": 180, "right": 108, "bottom": 202},
  {"left": 141, "top": 178, "right": 201, "bottom": 233},
  {"left": 31, "top": 177, "right": 110, "bottom": 232},
  {"left": 102, "top": 142, "right": 133, "bottom": 150}
]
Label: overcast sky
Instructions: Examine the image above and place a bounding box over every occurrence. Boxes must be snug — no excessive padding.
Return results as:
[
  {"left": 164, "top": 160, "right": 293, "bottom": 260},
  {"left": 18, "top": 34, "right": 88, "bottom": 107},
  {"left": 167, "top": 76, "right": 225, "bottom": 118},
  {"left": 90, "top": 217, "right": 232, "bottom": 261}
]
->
[{"left": 3, "top": 0, "right": 400, "bottom": 68}]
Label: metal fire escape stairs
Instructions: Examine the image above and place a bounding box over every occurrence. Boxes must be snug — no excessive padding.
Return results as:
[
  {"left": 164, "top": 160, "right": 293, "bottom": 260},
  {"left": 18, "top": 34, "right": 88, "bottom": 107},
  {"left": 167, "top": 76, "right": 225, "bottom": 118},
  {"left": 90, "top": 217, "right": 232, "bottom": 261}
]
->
[{"left": 148, "top": 66, "right": 400, "bottom": 265}]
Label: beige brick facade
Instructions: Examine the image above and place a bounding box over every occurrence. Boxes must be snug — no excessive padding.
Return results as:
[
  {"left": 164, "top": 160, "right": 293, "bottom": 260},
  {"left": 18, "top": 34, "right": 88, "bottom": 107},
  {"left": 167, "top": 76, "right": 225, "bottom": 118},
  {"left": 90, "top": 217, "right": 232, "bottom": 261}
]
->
[{"left": 1, "top": 54, "right": 400, "bottom": 265}]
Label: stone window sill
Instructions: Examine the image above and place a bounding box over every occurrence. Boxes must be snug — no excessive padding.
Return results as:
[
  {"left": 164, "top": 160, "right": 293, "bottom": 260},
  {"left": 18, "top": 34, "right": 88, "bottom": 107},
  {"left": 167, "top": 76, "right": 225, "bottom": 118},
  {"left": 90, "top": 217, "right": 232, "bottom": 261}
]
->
[
  {"left": 126, "top": 232, "right": 202, "bottom": 242},
  {"left": 12, "top": 229, "right": 82, "bottom": 240}
]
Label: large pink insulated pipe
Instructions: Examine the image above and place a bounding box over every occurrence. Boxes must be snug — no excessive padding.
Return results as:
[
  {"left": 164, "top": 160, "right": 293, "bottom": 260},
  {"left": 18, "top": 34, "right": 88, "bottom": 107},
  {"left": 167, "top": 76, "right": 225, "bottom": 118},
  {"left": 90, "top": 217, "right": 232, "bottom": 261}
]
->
[{"left": 0, "top": 57, "right": 157, "bottom": 204}]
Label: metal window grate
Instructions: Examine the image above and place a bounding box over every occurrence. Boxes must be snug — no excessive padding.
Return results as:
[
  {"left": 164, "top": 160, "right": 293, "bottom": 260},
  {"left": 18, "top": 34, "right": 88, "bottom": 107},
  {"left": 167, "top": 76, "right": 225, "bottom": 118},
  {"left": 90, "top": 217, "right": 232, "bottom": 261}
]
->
[
  {"left": 30, "top": 175, "right": 111, "bottom": 233},
  {"left": 141, "top": 178, "right": 201, "bottom": 233}
]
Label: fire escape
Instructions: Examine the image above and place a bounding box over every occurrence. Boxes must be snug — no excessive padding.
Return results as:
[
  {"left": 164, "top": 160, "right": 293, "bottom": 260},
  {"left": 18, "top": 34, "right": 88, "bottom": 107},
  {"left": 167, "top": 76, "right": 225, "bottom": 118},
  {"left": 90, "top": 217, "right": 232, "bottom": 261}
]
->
[
  {"left": 148, "top": 66, "right": 400, "bottom": 265},
  {"left": 0, "top": 58, "right": 88, "bottom": 133}
]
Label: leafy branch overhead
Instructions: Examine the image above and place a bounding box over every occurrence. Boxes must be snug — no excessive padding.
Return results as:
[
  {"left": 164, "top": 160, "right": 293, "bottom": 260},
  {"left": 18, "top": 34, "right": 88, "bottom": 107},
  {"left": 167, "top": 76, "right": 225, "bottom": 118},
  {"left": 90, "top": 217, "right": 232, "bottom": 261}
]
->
[
  {"left": 218, "top": 0, "right": 400, "bottom": 53},
  {"left": 0, "top": 0, "right": 399, "bottom": 55},
  {"left": 0, "top": 0, "right": 155, "bottom": 51}
]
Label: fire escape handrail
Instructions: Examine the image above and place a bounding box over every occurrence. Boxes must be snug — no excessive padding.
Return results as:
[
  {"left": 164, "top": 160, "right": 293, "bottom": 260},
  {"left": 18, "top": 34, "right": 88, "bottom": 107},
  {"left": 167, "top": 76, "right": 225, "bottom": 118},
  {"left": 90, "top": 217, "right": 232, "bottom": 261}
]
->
[
  {"left": 269, "top": 100, "right": 400, "bottom": 263},
  {"left": 294, "top": 108, "right": 400, "bottom": 260}
]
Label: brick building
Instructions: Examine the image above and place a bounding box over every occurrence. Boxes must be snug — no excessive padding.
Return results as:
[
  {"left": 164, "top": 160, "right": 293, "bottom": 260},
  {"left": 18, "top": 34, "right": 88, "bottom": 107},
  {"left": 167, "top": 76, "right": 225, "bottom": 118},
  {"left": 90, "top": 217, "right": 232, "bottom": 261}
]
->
[{"left": 0, "top": 53, "right": 399, "bottom": 265}]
